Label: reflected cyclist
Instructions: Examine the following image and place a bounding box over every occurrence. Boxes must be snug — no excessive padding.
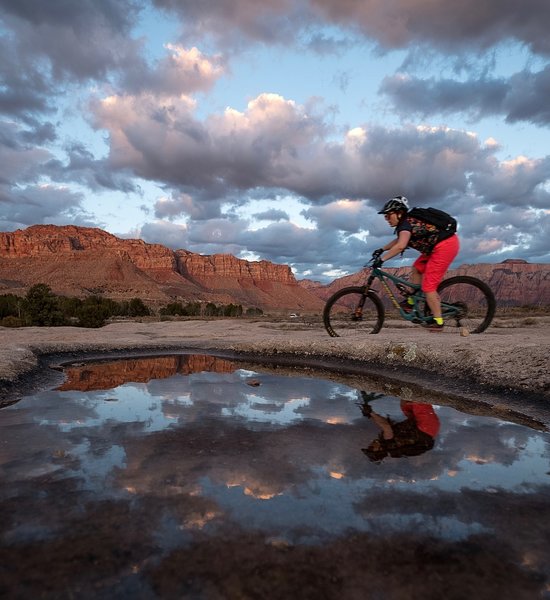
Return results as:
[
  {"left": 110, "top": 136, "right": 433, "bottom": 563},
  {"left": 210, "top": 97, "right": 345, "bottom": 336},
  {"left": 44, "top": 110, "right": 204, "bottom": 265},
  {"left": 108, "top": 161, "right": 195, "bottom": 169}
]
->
[{"left": 358, "top": 391, "right": 440, "bottom": 462}]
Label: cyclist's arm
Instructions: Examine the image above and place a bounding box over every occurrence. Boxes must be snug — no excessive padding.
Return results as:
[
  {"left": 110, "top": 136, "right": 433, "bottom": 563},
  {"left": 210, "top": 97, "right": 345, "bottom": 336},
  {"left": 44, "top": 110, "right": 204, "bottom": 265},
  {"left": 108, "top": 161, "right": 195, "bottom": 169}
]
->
[{"left": 381, "top": 231, "right": 411, "bottom": 262}]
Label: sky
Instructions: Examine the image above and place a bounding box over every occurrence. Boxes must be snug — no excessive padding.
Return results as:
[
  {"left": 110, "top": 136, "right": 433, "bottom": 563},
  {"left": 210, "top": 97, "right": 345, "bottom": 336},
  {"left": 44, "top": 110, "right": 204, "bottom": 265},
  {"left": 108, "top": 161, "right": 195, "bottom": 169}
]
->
[{"left": 1, "top": 0, "right": 549, "bottom": 282}]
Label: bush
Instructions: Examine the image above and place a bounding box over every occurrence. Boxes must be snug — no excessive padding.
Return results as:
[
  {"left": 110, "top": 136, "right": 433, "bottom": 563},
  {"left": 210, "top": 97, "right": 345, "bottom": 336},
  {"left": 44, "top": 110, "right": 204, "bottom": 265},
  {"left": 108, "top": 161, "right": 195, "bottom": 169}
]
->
[
  {"left": 0, "top": 315, "right": 24, "bottom": 328},
  {"left": 128, "top": 297, "right": 150, "bottom": 317},
  {"left": 160, "top": 302, "right": 186, "bottom": 316},
  {"left": 76, "top": 297, "right": 111, "bottom": 328},
  {"left": 0, "top": 293, "right": 23, "bottom": 319},
  {"left": 24, "top": 284, "right": 66, "bottom": 326}
]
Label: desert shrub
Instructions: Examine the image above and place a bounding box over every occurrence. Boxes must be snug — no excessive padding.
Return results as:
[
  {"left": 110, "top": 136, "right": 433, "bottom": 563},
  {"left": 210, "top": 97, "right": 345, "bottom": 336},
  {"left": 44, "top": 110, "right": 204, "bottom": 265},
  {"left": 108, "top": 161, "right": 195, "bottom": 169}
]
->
[
  {"left": 245, "top": 307, "right": 263, "bottom": 316},
  {"left": 0, "top": 315, "right": 24, "bottom": 327},
  {"left": 128, "top": 297, "right": 150, "bottom": 317},
  {"left": 520, "top": 317, "right": 538, "bottom": 326}
]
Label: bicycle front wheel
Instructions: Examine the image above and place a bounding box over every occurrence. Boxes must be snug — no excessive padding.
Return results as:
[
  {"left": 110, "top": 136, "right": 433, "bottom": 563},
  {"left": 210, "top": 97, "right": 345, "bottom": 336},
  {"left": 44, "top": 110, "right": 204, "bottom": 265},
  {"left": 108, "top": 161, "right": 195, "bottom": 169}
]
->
[
  {"left": 323, "top": 287, "right": 385, "bottom": 337},
  {"left": 438, "top": 276, "right": 496, "bottom": 334}
]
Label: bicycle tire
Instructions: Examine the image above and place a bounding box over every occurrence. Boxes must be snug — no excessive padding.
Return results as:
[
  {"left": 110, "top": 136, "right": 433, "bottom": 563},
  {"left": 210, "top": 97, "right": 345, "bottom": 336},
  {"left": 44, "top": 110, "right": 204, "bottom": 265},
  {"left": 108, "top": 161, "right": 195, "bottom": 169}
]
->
[
  {"left": 323, "top": 287, "right": 385, "bottom": 337},
  {"left": 437, "top": 276, "right": 496, "bottom": 334}
]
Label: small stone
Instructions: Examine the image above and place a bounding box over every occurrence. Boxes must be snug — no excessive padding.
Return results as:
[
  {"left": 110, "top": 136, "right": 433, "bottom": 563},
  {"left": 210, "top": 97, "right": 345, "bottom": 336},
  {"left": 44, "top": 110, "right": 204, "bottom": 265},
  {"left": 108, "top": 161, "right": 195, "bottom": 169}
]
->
[{"left": 460, "top": 328, "right": 470, "bottom": 337}]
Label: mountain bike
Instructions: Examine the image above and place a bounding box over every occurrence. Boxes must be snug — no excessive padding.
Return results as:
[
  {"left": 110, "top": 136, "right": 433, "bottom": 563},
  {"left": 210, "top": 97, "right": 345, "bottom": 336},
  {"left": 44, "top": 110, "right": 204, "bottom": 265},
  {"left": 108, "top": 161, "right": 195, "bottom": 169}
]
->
[{"left": 323, "top": 257, "right": 496, "bottom": 337}]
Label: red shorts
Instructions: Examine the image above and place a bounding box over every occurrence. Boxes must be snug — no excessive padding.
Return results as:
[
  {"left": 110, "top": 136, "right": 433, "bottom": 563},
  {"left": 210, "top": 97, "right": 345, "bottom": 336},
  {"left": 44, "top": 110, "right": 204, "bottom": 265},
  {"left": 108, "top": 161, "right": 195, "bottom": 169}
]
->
[{"left": 413, "top": 235, "right": 459, "bottom": 293}]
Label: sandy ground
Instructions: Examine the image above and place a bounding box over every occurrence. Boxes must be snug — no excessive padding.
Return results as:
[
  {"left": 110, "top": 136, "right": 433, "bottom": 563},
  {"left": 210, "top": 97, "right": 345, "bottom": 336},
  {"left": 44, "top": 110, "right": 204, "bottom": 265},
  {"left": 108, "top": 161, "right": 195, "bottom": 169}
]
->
[{"left": 1, "top": 316, "right": 549, "bottom": 423}]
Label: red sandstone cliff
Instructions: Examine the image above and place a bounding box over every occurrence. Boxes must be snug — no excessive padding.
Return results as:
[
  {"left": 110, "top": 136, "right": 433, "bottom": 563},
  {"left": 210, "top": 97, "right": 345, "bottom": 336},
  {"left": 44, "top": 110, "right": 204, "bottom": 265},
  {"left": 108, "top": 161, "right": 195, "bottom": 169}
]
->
[
  {"left": 57, "top": 354, "right": 238, "bottom": 391},
  {"left": 0, "top": 225, "right": 325, "bottom": 310}
]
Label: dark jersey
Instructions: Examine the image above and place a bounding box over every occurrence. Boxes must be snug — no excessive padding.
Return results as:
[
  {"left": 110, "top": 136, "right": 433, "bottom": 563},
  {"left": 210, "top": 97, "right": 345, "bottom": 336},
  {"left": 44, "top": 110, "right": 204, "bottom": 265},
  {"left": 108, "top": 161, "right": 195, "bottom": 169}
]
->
[{"left": 396, "top": 215, "right": 443, "bottom": 255}]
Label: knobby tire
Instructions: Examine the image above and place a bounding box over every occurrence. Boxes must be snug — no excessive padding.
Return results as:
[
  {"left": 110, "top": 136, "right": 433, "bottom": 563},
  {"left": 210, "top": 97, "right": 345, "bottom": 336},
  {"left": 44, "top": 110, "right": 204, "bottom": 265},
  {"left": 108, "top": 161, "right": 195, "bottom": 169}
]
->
[
  {"left": 437, "top": 275, "right": 496, "bottom": 333},
  {"left": 323, "top": 287, "right": 385, "bottom": 337}
]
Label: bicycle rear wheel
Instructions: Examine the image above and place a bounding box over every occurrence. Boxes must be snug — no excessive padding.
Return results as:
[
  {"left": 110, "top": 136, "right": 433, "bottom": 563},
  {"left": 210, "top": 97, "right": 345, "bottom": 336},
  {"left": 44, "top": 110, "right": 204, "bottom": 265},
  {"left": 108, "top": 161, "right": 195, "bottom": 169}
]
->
[
  {"left": 437, "top": 276, "right": 496, "bottom": 333},
  {"left": 323, "top": 287, "right": 385, "bottom": 337}
]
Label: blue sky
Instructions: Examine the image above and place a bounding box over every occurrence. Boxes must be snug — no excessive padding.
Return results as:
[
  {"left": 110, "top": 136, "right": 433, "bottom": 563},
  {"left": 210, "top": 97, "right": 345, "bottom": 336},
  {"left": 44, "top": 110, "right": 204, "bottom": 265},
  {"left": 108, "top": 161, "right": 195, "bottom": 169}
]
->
[{"left": 1, "top": 0, "right": 549, "bottom": 282}]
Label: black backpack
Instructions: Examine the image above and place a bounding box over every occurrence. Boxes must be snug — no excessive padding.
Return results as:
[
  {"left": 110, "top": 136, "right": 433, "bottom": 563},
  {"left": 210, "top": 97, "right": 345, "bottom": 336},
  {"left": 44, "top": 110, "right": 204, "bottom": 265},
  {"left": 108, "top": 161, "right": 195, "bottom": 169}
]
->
[{"left": 408, "top": 207, "right": 457, "bottom": 236}]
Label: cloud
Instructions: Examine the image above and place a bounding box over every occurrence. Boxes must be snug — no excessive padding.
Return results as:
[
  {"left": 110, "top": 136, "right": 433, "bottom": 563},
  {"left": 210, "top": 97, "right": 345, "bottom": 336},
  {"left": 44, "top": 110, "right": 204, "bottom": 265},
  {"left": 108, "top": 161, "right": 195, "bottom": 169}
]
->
[
  {"left": 471, "top": 155, "right": 550, "bottom": 209},
  {"left": 139, "top": 220, "right": 189, "bottom": 250},
  {"left": 153, "top": 0, "right": 316, "bottom": 50},
  {"left": 91, "top": 90, "right": 500, "bottom": 205},
  {"left": 0, "top": 184, "right": 88, "bottom": 229},
  {"left": 0, "top": 0, "right": 143, "bottom": 120},
  {"left": 310, "top": 0, "right": 550, "bottom": 56},
  {"left": 154, "top": 0, "right": 550, "bottom": 56},
  {"left": 380, "top": 67, "right": 550, "bottom": 126},
  {"left": 120, "top": 45, "right": 227, "bottom": 97},
  {"left": 252, "top": 209, "right": 290, "bottom": 222}
]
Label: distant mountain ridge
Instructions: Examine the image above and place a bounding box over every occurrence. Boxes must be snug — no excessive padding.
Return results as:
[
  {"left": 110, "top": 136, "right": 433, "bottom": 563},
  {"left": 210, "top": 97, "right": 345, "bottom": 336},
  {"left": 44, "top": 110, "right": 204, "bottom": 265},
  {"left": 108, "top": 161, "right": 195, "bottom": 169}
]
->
[{"left": 0, "top": 225, "right": 549, "bottom": 309}]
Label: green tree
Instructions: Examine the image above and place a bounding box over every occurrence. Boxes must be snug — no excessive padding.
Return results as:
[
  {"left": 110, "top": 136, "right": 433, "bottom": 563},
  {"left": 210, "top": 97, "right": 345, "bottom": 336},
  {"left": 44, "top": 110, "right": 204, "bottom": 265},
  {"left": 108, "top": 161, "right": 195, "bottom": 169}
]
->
[
  {"left": 160, "top": 302, "right": 186, "bottom": 316},
  {"left": 184, "top": 302, "right": 201, "bottom": 316},
  {"left": 204, "top": 302, "right": 218, "bottom": 317},
  {"left": 0, "top": 294, "right": 23, "bottom": 319},
  {"left": 24, "top": 284, "right": 66, "bottom": 326},
  {"left": 76, "top": 296, "right": 110, "bottom": 328}
]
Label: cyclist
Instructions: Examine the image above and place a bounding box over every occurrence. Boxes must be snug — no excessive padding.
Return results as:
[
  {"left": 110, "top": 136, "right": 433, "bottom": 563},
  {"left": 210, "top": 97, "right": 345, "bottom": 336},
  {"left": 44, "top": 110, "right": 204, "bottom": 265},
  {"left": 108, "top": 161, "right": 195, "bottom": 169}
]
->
[{"left": 373, "top": 196, "right": 460, "bottom": 331}]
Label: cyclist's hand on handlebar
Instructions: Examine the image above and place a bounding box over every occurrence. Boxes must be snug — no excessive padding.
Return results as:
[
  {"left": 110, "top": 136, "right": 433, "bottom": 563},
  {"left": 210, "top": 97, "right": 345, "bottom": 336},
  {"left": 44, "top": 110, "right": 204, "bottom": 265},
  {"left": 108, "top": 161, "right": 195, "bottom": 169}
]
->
[{"left": 371, "top": 248, "right": 384, "bottom": 259}]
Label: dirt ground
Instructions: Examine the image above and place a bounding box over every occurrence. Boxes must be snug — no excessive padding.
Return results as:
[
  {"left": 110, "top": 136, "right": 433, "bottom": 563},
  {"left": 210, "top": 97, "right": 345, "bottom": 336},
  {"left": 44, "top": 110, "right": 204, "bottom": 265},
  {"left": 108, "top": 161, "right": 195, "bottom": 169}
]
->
[{"left": 1, "top": 315, "right": 549, "bottom": 422}]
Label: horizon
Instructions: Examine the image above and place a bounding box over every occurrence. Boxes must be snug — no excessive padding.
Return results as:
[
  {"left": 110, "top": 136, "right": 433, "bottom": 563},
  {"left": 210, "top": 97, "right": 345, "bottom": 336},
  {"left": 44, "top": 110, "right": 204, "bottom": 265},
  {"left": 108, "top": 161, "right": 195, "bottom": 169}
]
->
[{"left": 1, "top": 1, "right": 549, "bottom": 283}]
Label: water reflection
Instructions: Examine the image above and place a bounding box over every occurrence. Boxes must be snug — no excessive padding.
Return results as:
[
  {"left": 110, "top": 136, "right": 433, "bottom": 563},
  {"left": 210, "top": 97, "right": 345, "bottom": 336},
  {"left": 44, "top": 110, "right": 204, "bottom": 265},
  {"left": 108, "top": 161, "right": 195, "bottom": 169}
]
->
[
  {"left": 1, "top": 354, "right": 549, "bottom": 594},
  {"left": 358, "top": 391, "right": 440, "bottom": 461}
]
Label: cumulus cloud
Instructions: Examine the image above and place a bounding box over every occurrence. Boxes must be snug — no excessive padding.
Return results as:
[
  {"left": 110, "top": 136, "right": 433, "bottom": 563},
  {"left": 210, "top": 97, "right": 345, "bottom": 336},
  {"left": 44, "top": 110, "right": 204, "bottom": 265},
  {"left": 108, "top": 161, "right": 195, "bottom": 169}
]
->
[
  {"left": 120, "top": 45, "right": 226, "bottom": 97},
  {"left": 91, "top": 90, "right": 499, "bottom": 205}
]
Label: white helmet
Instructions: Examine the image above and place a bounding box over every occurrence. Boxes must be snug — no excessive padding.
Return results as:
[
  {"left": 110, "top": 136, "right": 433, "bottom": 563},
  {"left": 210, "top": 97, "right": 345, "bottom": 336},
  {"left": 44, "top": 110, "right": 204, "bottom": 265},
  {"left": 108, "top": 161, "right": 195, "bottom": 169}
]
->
[{"left": 378, "top": 195, "right": 409, "bottom": 214}]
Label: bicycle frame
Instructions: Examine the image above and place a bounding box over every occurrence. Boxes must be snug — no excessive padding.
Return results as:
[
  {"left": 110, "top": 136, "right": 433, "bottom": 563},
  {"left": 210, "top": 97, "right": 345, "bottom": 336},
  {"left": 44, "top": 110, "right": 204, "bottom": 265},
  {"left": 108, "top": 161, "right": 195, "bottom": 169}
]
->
[
  {"left": 363, "top": 265, "right": 428, "bottom": 322},
  {"left": 367, "top": 264, "right": 476, "bottom": 324}
]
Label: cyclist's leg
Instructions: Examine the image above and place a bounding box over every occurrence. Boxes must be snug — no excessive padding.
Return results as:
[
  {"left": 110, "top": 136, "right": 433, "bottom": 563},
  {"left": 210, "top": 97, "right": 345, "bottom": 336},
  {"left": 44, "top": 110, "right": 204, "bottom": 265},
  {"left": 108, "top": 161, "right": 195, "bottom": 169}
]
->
[
  {"left": 411, "top": 255, "right": 428, "bottom": 285},
  {"left": 422, "top": 235, "right": 460, "bottom": 319}
]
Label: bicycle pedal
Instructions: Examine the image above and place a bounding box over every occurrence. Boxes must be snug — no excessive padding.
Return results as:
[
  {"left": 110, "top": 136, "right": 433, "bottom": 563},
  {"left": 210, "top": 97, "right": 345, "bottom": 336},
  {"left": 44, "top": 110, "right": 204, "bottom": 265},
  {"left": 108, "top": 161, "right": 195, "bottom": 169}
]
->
[{"left": 411, "top": 317, "right": 423, "bottom": 324}]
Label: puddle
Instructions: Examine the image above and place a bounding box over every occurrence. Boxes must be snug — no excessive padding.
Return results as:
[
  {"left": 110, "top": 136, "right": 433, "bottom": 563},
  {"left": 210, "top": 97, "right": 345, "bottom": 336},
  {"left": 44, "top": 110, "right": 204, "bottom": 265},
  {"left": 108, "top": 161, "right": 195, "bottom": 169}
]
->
[{"left": 1, "top": 354, "right": 549, "bottom": 598}]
